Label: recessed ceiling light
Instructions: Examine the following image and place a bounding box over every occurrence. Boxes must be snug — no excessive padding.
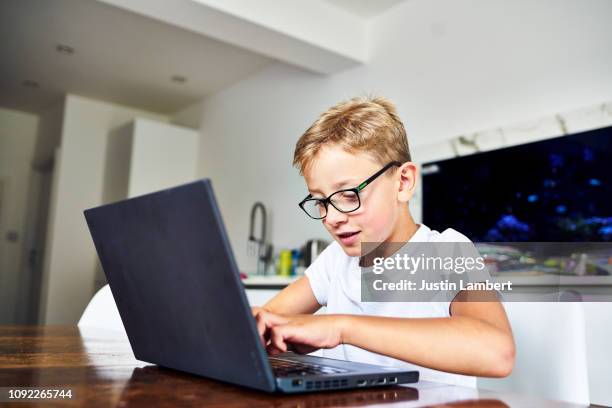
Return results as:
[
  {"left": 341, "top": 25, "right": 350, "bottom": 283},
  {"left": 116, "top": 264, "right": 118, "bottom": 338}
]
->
[
  {"left": 171, "top": 75, "right": 187, "bottom": 84},
  {"left": 22, "top": 80, "right": 40, "bottom": 88},
  {"left": 56, "top": 44, "right": 75, "bottom": 55}
]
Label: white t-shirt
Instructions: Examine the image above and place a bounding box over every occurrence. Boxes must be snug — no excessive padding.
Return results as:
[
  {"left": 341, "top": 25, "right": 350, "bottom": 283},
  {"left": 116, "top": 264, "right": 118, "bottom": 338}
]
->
[{"left": 305, "top": 224, "right": 477, "bottom": 387}]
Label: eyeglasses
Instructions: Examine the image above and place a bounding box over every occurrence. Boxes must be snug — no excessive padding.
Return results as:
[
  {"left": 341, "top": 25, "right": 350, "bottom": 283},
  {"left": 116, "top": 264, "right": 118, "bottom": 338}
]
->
[{"left": 298, "top": 161, "right": 402, "bottom": 220}]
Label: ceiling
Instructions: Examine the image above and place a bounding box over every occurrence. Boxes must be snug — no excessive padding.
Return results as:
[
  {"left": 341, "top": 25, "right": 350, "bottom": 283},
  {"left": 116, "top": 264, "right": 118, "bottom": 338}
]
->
[
  {"left": 324, "top": 0, "right": 407, "bottom": 18},
  {"left": 0, "top": 0, "right": 273, "bottom": 114},
  {"left": 0, "top": 0, "right": 407, "bottom": 115}
]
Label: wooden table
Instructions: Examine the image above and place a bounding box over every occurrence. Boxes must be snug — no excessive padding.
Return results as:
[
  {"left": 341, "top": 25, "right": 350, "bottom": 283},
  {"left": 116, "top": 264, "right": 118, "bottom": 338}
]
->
[{"left": 0, "top": 326, "right": 585, "bottom": 407}]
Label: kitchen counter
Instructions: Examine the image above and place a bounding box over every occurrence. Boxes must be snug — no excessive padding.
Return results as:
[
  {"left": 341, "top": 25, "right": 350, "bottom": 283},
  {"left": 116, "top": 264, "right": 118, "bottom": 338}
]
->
[{"left": 242, "top": 275, "right": 299, "bottom": 289}]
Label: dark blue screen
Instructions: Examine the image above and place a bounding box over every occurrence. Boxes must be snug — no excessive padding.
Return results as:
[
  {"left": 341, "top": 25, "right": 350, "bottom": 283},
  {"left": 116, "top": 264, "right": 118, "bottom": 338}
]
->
[{"left": 422, "top": 126, "right": 612, "bottom": 242}]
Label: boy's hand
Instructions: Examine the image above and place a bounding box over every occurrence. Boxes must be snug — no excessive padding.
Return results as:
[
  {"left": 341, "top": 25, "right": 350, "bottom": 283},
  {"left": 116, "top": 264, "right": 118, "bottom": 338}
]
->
[
  {"left": 252, "top": 308, "right": 346, "bottom": 356},
  {"left": 251, "top": 306, "right": 288, "bottom": 347}
]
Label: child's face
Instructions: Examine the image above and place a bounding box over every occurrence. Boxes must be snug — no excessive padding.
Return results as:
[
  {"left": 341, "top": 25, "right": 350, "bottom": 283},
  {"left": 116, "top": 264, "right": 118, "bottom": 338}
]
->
[{"left": 303, "top": 145, "right": 413, "bottom": 257}]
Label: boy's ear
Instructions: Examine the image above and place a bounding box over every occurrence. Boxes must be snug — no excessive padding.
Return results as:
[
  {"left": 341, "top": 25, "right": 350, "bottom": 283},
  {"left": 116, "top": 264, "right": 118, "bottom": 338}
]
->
[{"left": 397, "top": 162, "right": 417, "bottom": 202}]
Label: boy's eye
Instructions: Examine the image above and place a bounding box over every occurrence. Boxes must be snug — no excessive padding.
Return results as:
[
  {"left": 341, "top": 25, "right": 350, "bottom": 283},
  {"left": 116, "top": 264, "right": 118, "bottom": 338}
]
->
[
  {"left": 339, "top": 191, "right": 358, "bottom": 201},
  {"left": 304, "top": 200, "right": 325, "bottom": 210},
  {"left": 330, "top": 191, "right": 359, "bottom": 211},
  {"left": 301, "top": 199, "right": 327, "bottom": 218}
]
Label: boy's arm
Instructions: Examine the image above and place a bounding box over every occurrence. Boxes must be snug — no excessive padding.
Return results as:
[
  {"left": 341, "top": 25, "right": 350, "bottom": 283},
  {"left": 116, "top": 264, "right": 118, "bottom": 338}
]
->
[
  {"left": 258, "top": 276, "right": 321, "bottom": 315},
  {"left": 264, "top": 292, "right": 515, "bottom": 378},
  {"left": 339, "top": 299, "right": 515, "bottom": 377}
]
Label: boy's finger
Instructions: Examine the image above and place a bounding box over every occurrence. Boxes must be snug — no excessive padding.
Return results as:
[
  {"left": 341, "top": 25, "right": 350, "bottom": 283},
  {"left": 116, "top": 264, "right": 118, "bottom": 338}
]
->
[
  {"left": 255, "top": 316, "right": 267, "bottom": 345},
  {"left": 254, "top": 310, "right": 291, "bottom": 347},
  {"left": 266, "top": 340, "right": 284, "bottom": 355},
  {"left": 293, "top": 344, "right": 317, "bottom": 354},
  {"left": 270, "top": 327, "right": 288, "bottom": 353},
  {"left": 267, "top": 345, "right": 282, "bottom": 356}
]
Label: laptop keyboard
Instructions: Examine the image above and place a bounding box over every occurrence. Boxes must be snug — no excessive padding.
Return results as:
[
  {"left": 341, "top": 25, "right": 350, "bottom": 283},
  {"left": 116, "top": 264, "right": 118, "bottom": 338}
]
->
[{"left": 269, "top": 357, "right": 349, "bottom": 377}]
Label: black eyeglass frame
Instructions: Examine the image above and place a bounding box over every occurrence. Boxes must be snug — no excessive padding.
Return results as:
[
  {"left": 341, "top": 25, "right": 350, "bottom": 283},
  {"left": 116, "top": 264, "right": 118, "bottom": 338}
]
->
[{"left": 298, "top": 161, "right": 402, "bottom": 220}]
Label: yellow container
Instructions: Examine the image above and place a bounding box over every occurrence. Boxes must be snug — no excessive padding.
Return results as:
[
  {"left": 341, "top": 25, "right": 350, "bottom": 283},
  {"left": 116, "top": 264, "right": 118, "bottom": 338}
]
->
[{"left": 278, "top": 250, "right": 292, "bottom": 276}]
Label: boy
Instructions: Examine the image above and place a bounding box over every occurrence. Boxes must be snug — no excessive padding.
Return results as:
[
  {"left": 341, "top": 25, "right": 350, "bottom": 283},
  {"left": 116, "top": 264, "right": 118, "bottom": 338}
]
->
[{"left": 253, "top": 96, "right": 515, "bottom": 386}]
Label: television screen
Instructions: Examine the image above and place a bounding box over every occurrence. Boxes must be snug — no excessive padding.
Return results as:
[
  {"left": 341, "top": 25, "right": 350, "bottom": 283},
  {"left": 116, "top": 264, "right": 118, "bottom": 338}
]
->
[{"left": 421, "top": 126, "right": 612, "bottom": 242}]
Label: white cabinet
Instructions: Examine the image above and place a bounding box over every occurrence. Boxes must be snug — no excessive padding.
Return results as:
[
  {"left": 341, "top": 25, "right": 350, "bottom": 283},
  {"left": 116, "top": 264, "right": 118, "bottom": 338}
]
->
[
  {"left": 104, "top": 118, "right": 199, "bottom": 202},
  {"left": 95, "top": 118, "right": 199, "bottom": 290},
  {"left": 245, "top": 289, "right": 280, "bottom": 307}
]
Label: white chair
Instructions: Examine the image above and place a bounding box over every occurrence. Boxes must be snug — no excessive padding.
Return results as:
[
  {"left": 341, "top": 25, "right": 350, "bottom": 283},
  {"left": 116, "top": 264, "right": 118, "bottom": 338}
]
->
[
  {"left": 78, "top": 284, "right": 127, "bottom": 337},
  {"left": 478, "top": 302, "right": 590, "bottom": 405},
  {"left": 81, "top": 286, "right": 277, "bottom": 334},
  {"left": 583, "top": 302, "right": 612, "bottom": 407},
  {"left": 81, "top": 286, "right": 282, "bottom": 334}
]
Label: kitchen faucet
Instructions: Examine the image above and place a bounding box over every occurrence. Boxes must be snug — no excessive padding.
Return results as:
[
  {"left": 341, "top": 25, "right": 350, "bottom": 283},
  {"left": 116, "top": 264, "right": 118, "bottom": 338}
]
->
[{"left": 248, "top": 202, "right": 272, "bottom": 275}]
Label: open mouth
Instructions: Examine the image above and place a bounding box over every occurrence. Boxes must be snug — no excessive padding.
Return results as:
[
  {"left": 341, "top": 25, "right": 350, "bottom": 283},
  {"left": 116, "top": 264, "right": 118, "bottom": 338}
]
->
[{"left": 337, "top": 230, "right": 360, "bottom": 245}]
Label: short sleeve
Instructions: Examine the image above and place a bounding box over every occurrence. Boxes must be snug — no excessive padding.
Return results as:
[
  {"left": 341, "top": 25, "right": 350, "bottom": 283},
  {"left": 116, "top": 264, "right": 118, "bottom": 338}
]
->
[
  {"left": 304, "top": 242, "right": 338, "bottom": 306},
  {"left": 435, "top": 228, "right": 492, "bottom": 314}
]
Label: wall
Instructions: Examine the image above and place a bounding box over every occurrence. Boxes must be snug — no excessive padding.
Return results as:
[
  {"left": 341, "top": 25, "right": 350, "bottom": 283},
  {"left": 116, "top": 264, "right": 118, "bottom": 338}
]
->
[
  {"left": 196, "top": 0, "right": 612, "bottom": 272},
  {"left": 171, "top": 100, "right": 204, "bottom": 130},
  {"left": 35, "top": 101, "right": 66, "bottom": 324},
  {"left": 40, "top": 95, "right": 167, "bottom": 324},
  {"left": 0, "top": 108, "right": 39, "bottom": 323}
]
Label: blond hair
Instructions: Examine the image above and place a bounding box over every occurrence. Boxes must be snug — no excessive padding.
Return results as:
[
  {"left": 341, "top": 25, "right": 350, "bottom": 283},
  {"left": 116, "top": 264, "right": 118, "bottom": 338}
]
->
[{"left": 293, "top": 96, "right": 411, "bottom": 174}]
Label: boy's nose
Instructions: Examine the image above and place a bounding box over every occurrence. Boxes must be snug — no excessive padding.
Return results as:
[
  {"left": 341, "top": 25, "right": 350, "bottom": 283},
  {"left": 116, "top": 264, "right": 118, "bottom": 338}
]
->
[{"left": 324, "top": 204, "right": 348, "bottom": 226}]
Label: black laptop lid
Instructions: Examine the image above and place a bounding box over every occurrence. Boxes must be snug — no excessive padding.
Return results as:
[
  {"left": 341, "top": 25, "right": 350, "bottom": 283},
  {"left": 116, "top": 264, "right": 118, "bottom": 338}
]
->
[{"left": 84, "top": 179, "right": 275, "bottom": 392}]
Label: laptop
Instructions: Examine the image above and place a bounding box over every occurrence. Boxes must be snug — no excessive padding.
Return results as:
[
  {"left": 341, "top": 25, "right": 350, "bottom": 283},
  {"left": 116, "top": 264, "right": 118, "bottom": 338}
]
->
[{"left": 84, "top": 179, "right": 419, "bottom": 393}]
